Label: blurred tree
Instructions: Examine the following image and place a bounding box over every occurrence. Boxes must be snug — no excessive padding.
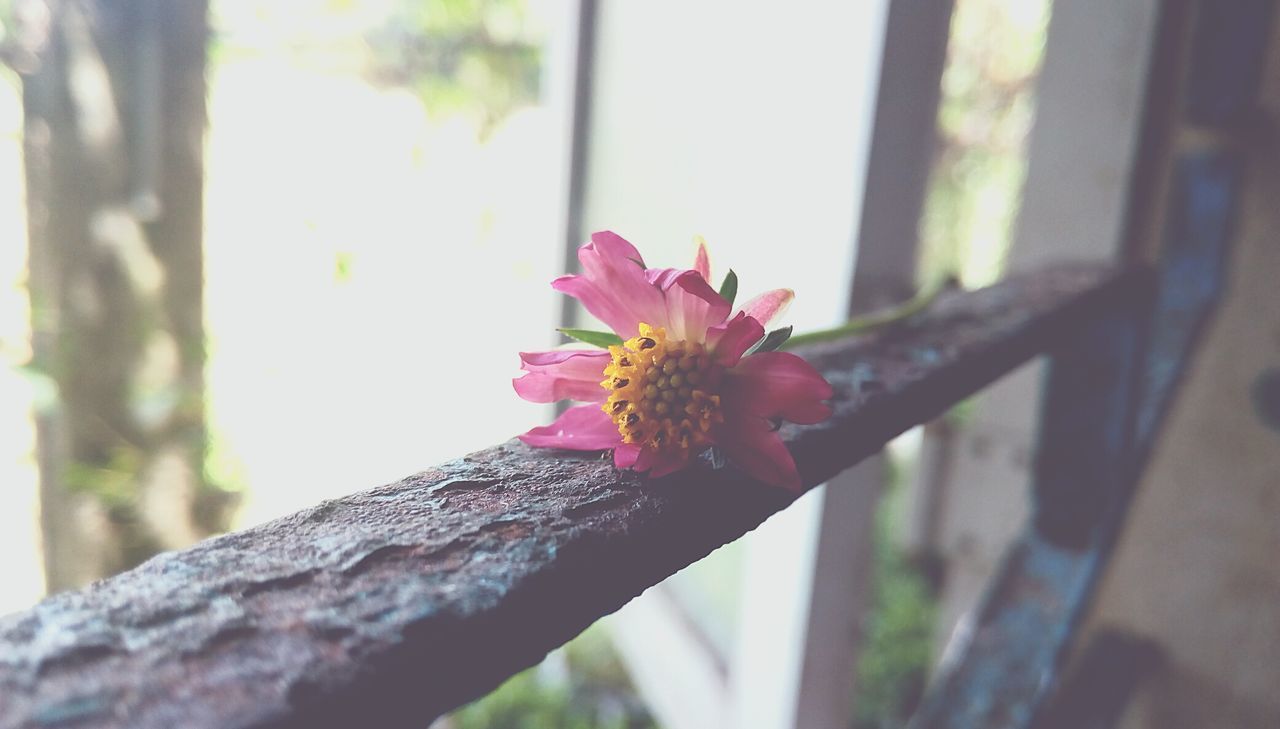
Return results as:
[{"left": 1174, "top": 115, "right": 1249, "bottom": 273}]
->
[
  {"left": 8, "top": 0, "right": 235, "bottom": 591},
  {"left": 448, "top": 628, "right": 657, "bottom": 729}
]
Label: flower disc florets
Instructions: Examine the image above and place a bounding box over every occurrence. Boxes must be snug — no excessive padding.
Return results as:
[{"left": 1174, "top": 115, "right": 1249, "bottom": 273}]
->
[{"left": 602, "top": 323, "right": 724, "bottom": 458}]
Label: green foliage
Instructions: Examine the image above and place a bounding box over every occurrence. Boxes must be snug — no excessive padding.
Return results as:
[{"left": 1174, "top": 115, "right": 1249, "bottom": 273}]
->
[
  {"left": 943, "top": 397, "right": 978, "bottom": 428},
  {"left": 717, "top": 269, "right": 738, "bottom": 309},
  {"left": 784, "top": 280, "right": 945, "bottom": 350},
  {"left": 449, "top": 627, "right": 657, "bottom": 729},
  {"left": 65, "top": 447, "right": 144, "bottom": 510},
  {"left": 851, "top": 459, "right": 939, "bottom": 729},
  {"left": 751, "top": 326, "right": 792, "bottom": 354},
  {"left": 13, "top": 363, "right": 58, "bottom": 414},
  {"left": 202, "top": 429, "right": 247, "bottom": 492},
  {"left": 451, "top": 672, "right": 594, "bottom": 729},
  {"left": 559, "top": 328, "right": 624, "bottom": 348},
  {"left": 366, "top": 0, "right": 543, "bottom": 134},
  {"left": 333, "top": 250, "right": 354, "bottom": 283},
  {"left": 208, "top": 1, "right": 543, "bottom": 135},
  {"left": 919, "top": 0, "right": 1051, "bottom": 289}
]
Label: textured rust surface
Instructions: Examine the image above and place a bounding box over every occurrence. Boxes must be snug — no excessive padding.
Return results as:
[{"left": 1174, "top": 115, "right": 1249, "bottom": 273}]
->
[{"left": 0, "top": 264, "right": 1142, "bottom": 729}]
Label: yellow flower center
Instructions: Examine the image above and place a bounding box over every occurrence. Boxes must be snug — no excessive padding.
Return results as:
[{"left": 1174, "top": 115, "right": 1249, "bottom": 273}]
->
[{"left": 601, "top": 323, "right": 725, "bottom": 456}]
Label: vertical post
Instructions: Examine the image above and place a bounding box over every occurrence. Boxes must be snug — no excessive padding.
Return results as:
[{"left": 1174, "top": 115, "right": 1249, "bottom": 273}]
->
[
  {"left": 925, "top": 0, "right": 1163, "bottom": 654},
  {"left": 732, "top": 2, "right": 955, "bottom": 728},
  {"left": 555, "top": 0, "right": 597, "bottom": 335},
  {"left": 548, "top": 0, "right": 597, "bottom": 420},
  {"left": 1084, "top": 6, "right": 1280, "bottom": 724},
  {"left": 906, "top": 278, "right": 1152, "bottom": 729},
  {"left": 1032, "top": 301, "right": 1145, "bottom": 549}
]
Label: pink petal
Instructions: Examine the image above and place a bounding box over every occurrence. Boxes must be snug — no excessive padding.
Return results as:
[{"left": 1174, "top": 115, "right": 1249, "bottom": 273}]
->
[
  {"left": 644, "top": 268, "right": 731, "bottom": 342},
  {"left": 613, "top": 443, "right": 642, "bottom": 469},
  {"left": 693, "top": 237, "right": 711, "bottom": 282},
  {"left": 738, "top": 288, "right": 794, "bottom": 328},
  {"left": 513, "top": 349, "right": 610, "bottom": 403},
  {"left": 705, "top": 312, "right": 765, "bottom": 367},
  {"left": 590, "top": 230, "right": 646, "bottom": 267},
  {"left": 614, "top": 442, "right": 668, "bottom": 474},
  {"left": 553, "top": 232, "right": 667, "bottom": 338},
  {"left": 718, "top": 417, "right": 803, "bottom": 492},
  {"left": 724, "top": 351, "right": 834, "bottom": 424},
  {"left": 518, "top": 404, "right": 623, "bottom": 451},
  {"left": 644, "top": 267, "right": 684, "bottom": 289}
]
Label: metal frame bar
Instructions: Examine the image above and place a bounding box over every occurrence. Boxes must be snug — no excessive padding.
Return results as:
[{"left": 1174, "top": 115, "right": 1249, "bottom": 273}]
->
[
  {"left": 909, "top": 84, "right": 1242, "bottom": 729},
  {"left": 909, "top": 285, "right": 1152, "bottom": 729},
  {"left": 556, "top": 0, "right": 598, "bottom": 338},
  {"left": 0, "top": 265, "right": 1140, "bottom": 729},
  {"left": 918, "top": 0, "right": 1165, "bottom": 676}
]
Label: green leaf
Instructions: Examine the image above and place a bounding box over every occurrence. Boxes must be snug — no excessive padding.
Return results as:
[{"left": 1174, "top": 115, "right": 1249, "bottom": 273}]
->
[
  {"left": 752, "top": 326, "right": 793, "bottom": 354},
  {"left": 558, "top": 328, "right": 623, "bottom": 348},
  {"left": 719, "top": 269, "right": 738, "bottom": 308}
]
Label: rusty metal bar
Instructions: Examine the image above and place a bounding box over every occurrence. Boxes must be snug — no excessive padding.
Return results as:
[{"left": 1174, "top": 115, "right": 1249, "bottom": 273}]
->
[
  {"left": 0, "top": 263, "right": 1146, "bottom": 729},
  {"left": 909, "top": 289, "right": 1150, "bottom": 729},
  {"left": 907, "top": 4, "right": 1253, "bottom": 720}
]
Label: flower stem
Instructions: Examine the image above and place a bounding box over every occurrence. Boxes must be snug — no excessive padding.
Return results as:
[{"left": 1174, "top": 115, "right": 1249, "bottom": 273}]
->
[{"left": 782, "top": 278, "right": 954, "bottom": 350}]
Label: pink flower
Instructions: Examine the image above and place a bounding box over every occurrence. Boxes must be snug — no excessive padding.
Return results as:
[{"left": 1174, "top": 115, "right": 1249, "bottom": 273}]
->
[{"left": 514, "top": 231, "right": 833, "bottom": 491}]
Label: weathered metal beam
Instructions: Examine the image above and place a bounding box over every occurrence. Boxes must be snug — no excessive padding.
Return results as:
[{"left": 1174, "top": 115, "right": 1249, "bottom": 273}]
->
[
  {"left": 904, "top": 288, "right": 1152, "bottom": 728},
  {"left": 909, "top": 33, "right": 1244, "bottom": 721},
  {"left": 0, "top": 263, "right": 1145, "bottom": 729}
]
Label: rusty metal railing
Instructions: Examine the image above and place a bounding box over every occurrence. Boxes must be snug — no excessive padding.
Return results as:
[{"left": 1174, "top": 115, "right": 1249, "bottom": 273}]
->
[{"left": 0, "top": 264, "right": 1145, "bottom": 729}]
